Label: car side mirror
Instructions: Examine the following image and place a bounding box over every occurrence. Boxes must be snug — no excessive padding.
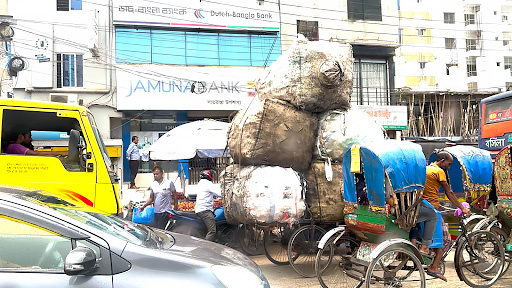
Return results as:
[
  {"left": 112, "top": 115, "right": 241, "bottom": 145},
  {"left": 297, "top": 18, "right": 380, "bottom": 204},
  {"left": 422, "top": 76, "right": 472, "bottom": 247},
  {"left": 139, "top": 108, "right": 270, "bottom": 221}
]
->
[{"left": 64, "top": 246, "right": 98, "bottom": 275}]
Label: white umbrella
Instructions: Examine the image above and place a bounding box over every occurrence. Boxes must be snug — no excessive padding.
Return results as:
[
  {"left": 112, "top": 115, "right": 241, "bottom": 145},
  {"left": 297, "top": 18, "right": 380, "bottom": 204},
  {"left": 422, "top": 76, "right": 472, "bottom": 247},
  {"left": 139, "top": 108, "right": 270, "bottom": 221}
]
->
[{"left": 148, "top": 119, "right": 230, "bottom": 160}]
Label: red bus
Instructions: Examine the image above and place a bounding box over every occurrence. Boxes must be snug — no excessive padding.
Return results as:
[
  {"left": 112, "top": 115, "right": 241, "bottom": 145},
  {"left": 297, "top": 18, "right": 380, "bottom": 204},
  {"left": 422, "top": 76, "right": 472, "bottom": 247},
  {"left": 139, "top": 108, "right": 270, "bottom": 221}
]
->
[{"left": 479, "top": 91, "right": 512, "bottom": 157}]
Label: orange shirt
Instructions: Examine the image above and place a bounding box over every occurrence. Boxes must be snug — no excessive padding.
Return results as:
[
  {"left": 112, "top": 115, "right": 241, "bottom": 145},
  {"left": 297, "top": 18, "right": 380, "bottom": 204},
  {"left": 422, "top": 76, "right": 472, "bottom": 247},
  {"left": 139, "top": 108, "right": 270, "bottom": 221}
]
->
[{"left": 423, "top": 163, "right": 447, "bottom": 209}]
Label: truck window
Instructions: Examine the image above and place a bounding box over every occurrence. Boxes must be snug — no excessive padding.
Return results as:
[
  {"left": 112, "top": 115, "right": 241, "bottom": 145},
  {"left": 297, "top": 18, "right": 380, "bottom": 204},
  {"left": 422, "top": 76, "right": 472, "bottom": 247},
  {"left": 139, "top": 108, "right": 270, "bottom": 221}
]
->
[{"left": 1, "top": 109, "right": 83, "bottom": 172}]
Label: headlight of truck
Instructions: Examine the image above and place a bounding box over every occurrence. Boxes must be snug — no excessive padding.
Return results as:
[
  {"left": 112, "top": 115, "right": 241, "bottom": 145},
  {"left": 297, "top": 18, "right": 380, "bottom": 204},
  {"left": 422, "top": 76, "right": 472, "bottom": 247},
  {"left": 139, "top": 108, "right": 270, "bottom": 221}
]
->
[{"left": 211, "top": 265, "right": 266, "bottom": 288}]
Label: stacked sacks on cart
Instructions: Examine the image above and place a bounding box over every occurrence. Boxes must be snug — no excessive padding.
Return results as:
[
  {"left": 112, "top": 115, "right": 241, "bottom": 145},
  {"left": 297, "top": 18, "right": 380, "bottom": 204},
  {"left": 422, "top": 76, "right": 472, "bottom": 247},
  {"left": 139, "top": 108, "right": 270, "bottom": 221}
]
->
[
  {"left": 256, "top": 34, "right": 354, "bottom": 112},
  {"left": 315, "top": 108, "right": 387, "bottom": 162},
  {"left": 222, "top": 36, "right": 365, "bottom": 225},
  {"left": 220, "top": 165, "right": 306, "bottom": 225}
]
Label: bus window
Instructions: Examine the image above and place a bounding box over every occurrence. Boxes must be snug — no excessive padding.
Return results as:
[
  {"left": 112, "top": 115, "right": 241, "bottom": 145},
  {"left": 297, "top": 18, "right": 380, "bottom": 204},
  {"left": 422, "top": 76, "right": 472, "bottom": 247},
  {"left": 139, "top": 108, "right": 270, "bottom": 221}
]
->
[{"left": 479, "top": 91, "right": 512, "bottom": 156}]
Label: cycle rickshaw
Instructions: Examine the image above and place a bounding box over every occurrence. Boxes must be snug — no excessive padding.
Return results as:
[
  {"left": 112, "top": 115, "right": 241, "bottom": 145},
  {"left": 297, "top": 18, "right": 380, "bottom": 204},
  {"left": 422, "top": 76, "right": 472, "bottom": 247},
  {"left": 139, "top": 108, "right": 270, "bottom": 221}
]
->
[
  {"left": 315, "top": 140, "right": 505, "bottom": 288},
  {"left": 428, "top": 146, "right": 493, "bottom": 235}
]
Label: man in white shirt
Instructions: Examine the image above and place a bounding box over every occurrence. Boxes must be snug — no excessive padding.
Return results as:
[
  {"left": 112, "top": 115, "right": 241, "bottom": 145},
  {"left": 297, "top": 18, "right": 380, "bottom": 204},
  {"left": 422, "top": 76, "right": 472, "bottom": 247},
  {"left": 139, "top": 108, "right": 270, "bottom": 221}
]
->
[
  {"left": 195, "top": 170, "right": 221, "bottom": 241},
  {"left": 140, "top": 166, "right": 176, "bottom": 229},
  {"left": 126, "top": 136, "right": 140, "bottom": 189}
]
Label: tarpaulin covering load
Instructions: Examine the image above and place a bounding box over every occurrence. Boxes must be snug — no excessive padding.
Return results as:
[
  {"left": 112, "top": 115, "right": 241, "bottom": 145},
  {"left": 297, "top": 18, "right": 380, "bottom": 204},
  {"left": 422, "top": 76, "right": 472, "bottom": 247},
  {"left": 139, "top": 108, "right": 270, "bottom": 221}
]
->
[
  {"left": 316, "top": 108, "right": 386, "bottom": 161},
  {"left": 343, "top": 140, "right": 426, "bottom": 207},
  {"left": 305, "top": 161, "right": 344, "bottom": 221},
  {"left": 228, "top": 98, "right": 318, "bottom": 172},
  {"left": 255, "top": 35, "right": 354, "bottom": 113},
  {"left": 220, "top": 165, "right": 306, "bottom": 225}
]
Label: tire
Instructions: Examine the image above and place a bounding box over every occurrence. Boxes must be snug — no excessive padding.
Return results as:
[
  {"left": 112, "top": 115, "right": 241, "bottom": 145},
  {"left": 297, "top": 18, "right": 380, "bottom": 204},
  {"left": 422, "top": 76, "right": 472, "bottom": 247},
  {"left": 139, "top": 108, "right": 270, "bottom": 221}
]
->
[
  {"left": 288, "top": 225, "right": 327, "bottom": 278},
  {"left": 489, "top": 226, "right": 511, "bottom": 276},
  {"left": 366, "top": 246, "right": 425, "bottom": 288},
  {"left": 263, "top": 224, "right": 294, "bottom": 265},
  {"left": 238, "top": 224, "right": 264, "bottom": 256},
  {"left": 454, "top": 230, "right": 505, "bottom": 288},
  {"left": 316, "top": 234, "right": 361, "bottom": 288}
]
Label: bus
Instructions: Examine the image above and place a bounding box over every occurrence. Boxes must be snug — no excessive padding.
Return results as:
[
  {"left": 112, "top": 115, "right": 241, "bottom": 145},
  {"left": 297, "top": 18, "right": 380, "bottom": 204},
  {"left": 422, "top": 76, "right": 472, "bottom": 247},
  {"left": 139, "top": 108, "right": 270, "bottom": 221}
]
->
[{"left": 479, "top": 91, "right": 512, "bottom": 158}]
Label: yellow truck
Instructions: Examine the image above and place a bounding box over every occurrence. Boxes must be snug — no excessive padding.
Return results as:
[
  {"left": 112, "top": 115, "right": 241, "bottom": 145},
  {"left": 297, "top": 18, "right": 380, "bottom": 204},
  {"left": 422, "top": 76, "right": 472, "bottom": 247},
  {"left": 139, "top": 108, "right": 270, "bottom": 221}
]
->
[{"left": 0, "top": 99, "right": 121, "bottom": 214}]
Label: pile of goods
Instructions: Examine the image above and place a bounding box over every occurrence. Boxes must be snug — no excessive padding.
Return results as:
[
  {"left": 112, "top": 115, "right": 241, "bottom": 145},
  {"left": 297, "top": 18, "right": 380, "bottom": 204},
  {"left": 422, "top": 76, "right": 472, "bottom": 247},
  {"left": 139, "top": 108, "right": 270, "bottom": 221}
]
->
[
  {"left": 176, "top": 201, "right": 196, "bottom": 211},
  {"left": 175, "top": 199, "right": 223, "bottom": 212},
  {"left": 222, "top": 35, "right": 386, "bottom": 225}
]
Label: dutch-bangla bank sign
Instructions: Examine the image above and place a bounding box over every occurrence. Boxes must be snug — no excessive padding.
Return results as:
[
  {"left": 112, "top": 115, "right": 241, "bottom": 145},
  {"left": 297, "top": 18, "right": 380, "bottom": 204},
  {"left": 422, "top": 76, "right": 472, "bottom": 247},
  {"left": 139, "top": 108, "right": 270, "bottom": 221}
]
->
[
  {"left": 112, "top": 0, "right": 279, "bottom": 30},
  {"left": 116, "top": 65, "right": 262, "bottom": 111}
]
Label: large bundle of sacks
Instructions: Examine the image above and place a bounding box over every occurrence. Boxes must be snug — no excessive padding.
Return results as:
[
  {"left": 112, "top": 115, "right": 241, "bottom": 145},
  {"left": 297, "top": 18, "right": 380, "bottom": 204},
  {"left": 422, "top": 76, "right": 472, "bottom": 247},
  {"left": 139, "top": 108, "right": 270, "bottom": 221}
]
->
[{"left": 221, "top": 35, "right": 385, "bottom": 225}]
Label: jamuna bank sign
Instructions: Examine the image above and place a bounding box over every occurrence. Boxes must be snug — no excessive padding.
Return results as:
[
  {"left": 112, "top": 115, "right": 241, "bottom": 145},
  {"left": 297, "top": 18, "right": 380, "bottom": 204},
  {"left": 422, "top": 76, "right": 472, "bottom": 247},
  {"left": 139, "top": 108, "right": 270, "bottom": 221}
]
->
[{"left": 116, "top": 65, "right": 261, "bottom": 111}]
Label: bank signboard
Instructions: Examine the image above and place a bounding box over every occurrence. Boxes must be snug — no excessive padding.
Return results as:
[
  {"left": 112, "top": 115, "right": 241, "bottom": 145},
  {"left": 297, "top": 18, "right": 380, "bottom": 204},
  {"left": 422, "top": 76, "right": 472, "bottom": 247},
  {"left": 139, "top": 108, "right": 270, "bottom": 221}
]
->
[
  {"left": 116, "top": 65, "right": 262, "bottom": 111},
  {"left": 357, "top": 105, "right": 408, "bottom": 130},
  {"left": 112, "top": 0, "right": 280, "bottom": 31}
]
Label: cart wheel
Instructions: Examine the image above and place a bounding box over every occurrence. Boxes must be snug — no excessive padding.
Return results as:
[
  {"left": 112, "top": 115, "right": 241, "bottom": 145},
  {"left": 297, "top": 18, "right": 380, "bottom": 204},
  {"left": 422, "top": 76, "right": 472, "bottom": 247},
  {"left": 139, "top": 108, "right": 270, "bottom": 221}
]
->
[
  {"left": 454, "top": 230, "right": 505, "bottom": 288},
  {"left": 366, "top": 246, "right": 425, "bottom": 288},
  {"left": 288, "top": 225, "right": 327, "bottom": 278},
  {"left": 263, "top": 224, "right": 294, "bottom": 265},
  {"left": 238, "top": 224, "right": 264, "bottom": 256},
  {"left": 316, "top": 233, "right": 361, "bottom": 288}
]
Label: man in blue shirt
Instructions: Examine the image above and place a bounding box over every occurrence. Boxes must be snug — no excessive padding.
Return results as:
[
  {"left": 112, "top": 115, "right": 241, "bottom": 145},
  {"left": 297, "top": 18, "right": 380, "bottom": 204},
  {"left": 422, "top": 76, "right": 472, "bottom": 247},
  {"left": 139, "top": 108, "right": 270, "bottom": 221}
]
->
[{"left": 126, "top": 136, "right": 140, "bottom": 189}]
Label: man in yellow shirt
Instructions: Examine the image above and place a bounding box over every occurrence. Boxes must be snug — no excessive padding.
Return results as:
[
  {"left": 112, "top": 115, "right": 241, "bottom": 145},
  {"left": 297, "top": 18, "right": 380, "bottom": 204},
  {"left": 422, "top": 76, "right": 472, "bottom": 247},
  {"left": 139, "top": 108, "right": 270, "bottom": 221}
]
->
[{"left": 419, "top": 151, "right": 471, "bottom": 281}]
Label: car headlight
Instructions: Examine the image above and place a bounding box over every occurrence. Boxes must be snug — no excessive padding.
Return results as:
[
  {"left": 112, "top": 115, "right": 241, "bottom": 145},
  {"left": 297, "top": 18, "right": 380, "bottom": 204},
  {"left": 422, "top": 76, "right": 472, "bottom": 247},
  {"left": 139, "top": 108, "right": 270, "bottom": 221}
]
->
[{"left": 211, "top": 265, "right": 266, "bottom": 288}]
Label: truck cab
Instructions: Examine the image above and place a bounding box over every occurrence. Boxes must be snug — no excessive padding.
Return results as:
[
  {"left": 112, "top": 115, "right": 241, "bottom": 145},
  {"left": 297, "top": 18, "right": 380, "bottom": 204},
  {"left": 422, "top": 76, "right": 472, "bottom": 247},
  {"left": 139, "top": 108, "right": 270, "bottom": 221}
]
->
[{"left": 0, "top": 99, "right": 121, "bottom": 214}]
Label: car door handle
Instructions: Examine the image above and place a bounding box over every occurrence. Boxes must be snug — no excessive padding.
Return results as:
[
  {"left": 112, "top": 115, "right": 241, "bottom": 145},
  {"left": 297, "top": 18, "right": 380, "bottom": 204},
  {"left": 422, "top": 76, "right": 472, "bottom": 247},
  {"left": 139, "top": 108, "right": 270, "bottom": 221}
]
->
[{"left": 87, "top": 163, "right": 94, "bottom": 172}]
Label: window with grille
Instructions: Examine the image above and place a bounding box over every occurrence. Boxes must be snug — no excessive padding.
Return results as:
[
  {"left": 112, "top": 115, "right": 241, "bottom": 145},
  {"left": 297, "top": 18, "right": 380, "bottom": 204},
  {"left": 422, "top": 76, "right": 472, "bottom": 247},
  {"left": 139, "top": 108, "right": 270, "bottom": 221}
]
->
[
  {"left": 351, "top": 58, "right": 389, "bottom": 106},
  {"left": 347, "top": 0, "right": 382, "bottom": 21},
  {"left": 297, "top": 20, "right": 319, "bottom": 41},
  {"left": 467, "top": 82, "right": 477, "bottom": 92},
  {"left": 444, "top": 13, "right": 455, "bottom": 24},
  {"left": 466, "top": 57, "right": 477, "bottom": 77},
  {"left": 56, "top": 53, "right": 83, "bottom": 88},
  {"left": 419, "top": 62, "right": 426, "bottom": 69},
  {"left": 464, "top": 14, "right": 475, "bottom": 25},
  {"left": 57, "top": 0, "right": 82, "bottom": 11},
  {"left": 466, "top": 39, "right": 477, "bottom": 51},
  {"left": 445, "top": 38, "right": 456, "bottom": 49},
  {"left": 417, "top": 29, "right": 425, "bottom": 36},
  {"left": 505, "top": 56, "right": 512, "bottom": 76}
]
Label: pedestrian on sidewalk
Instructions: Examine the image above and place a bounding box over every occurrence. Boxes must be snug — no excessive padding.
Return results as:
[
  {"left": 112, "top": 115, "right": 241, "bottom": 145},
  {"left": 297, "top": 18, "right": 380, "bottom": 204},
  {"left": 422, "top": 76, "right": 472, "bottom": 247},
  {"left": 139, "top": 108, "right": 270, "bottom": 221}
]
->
[{"left": 126, "top": 136, "right": 140, "bottom": 189}]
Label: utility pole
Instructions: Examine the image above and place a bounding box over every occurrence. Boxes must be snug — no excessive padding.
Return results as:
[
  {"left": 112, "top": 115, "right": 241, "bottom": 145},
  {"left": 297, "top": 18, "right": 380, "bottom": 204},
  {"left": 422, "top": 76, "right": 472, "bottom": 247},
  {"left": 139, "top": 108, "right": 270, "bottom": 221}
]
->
[{"left": 0, "top": 0, "right": 16, "bottom": 98}]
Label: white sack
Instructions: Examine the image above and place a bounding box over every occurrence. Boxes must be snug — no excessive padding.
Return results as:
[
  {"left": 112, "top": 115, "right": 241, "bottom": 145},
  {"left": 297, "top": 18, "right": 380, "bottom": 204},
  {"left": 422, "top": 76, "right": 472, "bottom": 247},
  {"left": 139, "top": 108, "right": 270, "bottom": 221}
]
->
[{"left": 221, "top": 165, "right": 306, "bottom": 225}]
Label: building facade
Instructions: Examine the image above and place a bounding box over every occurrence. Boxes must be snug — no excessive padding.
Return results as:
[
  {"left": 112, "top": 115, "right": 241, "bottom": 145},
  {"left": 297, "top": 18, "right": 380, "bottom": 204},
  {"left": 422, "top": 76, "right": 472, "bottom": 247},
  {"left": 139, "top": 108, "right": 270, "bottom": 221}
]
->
[{"left": 395, "top": 0, "right": 512, "bottom": 93}]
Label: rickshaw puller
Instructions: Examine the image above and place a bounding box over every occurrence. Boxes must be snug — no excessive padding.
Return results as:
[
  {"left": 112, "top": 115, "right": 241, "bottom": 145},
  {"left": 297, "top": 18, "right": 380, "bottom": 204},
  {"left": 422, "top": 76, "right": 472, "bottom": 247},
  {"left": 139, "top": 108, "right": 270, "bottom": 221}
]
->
[{"left": 420, "top": 151, "right": 471, "bottom": 281}]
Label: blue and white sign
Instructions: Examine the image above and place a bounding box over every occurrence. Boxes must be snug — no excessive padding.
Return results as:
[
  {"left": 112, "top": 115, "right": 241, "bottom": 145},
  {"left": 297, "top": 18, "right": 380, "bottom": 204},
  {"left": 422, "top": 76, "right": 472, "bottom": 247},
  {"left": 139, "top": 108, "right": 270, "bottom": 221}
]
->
[{"left": 116, "top": 65, "right": 262, "bottom": 110}]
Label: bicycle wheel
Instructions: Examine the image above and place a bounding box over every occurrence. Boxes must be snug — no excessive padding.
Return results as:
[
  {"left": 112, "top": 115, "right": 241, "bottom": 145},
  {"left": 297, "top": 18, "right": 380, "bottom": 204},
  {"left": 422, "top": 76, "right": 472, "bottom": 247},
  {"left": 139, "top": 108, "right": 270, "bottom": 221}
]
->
[
  {"left": 238, "top": 224, "right": 264, "bottom": 256},
  {"left": 454, "top": 230, "right": 505, "bottom": 288},
  {"left": 263, "top": 224, "right": 294, "bottom": 265},
  {"left": 366, "top": 246, "right": 425, "bottom": 288},
  {"left": 316, "top": 233, "right": 362, "bottom": 288},
  {"left": 490, "top": 226, "right": 511, "bottom": 276},
  {"left": 288, "top": 225, "right": 327, "bottom": 278}
]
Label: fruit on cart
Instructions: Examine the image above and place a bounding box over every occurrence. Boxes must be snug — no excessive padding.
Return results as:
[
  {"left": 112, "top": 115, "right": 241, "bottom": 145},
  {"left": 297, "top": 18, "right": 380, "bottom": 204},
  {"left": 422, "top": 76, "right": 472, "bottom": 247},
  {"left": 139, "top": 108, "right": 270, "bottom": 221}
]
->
[{"left": 177, "top": 201, "right": 195, "bottom": 211}]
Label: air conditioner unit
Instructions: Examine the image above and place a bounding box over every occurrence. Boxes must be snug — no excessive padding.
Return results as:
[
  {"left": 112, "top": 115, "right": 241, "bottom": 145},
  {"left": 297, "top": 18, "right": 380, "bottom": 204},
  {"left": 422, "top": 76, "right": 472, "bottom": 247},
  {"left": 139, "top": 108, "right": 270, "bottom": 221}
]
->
[{"left": 49, "top": 93, "right": 79, "bottom": 105}]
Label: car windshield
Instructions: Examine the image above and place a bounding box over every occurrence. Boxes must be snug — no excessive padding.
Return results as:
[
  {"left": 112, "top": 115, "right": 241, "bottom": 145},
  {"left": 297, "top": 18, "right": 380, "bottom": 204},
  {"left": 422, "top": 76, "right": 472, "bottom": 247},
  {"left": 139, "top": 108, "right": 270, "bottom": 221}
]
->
[{"left": 21, "top": 191, "right": 169, "bottom": 248}]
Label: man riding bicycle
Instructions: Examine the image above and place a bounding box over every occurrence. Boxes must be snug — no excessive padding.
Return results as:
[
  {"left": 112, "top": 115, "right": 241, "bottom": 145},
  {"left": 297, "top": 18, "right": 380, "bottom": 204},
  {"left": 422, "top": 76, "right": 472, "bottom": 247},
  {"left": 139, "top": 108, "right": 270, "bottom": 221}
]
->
[{"left": 418, "top": 151, "right": 471, "bottom": 281}]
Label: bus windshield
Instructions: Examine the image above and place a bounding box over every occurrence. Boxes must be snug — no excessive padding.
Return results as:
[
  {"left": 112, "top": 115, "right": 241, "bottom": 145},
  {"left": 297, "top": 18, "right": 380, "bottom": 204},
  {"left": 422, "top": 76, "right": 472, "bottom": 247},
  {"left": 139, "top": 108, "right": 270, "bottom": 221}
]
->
[{"left": 479, "top": 91, "right": 512, "bottom": 155}]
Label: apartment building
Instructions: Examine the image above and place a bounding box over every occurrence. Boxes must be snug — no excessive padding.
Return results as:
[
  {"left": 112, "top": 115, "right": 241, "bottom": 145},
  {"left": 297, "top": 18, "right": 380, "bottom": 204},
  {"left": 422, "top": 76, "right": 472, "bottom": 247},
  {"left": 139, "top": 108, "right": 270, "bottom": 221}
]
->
[{"left": 395, "top": 0, "right": 512, "bottom": 93}]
